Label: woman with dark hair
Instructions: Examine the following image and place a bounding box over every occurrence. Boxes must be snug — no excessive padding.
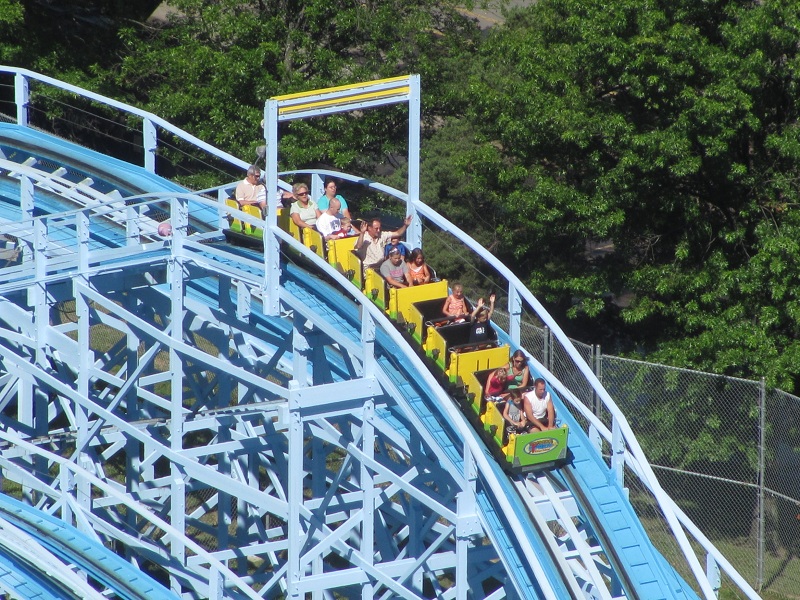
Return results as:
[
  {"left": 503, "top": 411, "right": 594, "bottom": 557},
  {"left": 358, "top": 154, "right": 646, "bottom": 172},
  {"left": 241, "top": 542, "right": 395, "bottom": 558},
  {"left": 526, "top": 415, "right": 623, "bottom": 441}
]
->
[
  {"left": 317, "top": 179, "right": 352, "bottom": 219},
  {"left": 506, "top": 349, "right": 530, "bottom": 389},
  {"left": 406, "top": 248, "right": 431, "bottom": 286}
]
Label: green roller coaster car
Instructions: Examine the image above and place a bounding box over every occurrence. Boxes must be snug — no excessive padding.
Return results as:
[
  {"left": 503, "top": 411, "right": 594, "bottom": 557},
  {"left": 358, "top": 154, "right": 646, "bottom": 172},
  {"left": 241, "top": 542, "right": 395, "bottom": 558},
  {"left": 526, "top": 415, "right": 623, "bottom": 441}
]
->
[{"left": 505, "top": 426, "right": 569, "bottom": 472}]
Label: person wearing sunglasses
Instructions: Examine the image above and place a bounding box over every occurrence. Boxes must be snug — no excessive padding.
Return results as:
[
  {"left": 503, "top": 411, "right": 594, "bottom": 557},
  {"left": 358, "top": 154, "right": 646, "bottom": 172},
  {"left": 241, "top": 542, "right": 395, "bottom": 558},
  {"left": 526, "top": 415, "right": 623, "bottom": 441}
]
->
[
  {"left": 289, "top": 183, "right": 319, "bottom": 229},
  {"left": 505, "top": 349, "right": 530, "bottom": 389},
  {"left": 234, "top": 165, "right": 267, "bottom": 214}
]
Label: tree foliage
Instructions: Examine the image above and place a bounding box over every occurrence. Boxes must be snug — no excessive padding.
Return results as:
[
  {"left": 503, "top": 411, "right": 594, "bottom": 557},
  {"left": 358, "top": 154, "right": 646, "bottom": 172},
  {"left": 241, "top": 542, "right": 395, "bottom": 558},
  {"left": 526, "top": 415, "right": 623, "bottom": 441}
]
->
[
  {"left": 0, "top": 0, "right": 24, "bottom": 65},
  {"left": 108, "top": 0, "right": 480, "bottom": 175},
  {"left": 0, "top": 1, "right": 161, "bottom": 80},
  {"left": 427, "top": 0, "right": 800, "bottom": 394}
]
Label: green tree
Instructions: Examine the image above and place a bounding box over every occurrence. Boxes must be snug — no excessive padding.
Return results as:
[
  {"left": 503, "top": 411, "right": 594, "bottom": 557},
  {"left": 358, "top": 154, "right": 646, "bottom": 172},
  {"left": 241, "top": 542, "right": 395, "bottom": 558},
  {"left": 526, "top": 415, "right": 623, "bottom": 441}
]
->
[
  {"left": 0, "top": 0, "right": 25, "bottom": 64},
  {"left": 412, "top": 0, "right": 800, "bottom": 469},
  {"left": 108, "top": 0, "right": 481, "bottom": 182},
  {"left": 439, "top": 0, "right": 800, "bottom": 389},
  {"left": 0, "top": 2, "right": 161, "bottom": 79}
]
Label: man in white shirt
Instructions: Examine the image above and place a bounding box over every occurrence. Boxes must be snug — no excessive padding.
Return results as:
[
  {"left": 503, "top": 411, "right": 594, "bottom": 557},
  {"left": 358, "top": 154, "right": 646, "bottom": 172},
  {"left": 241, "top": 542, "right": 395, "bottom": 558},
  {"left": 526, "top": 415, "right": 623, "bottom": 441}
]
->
[
  {"left": 523, "top": 378, "right": 556, "bottom": 431},
  {"left": 355, "top": 215, "right": 413, "bottom": 269},
  {"left": 316, "top": 198, "right": 345, "bottom": 240}
]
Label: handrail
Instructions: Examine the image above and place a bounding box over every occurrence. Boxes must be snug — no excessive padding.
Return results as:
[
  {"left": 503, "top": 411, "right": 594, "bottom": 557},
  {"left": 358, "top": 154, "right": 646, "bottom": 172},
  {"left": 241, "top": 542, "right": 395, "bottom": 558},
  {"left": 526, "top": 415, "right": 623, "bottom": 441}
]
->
[{"left": 0, "top": 65, "right": 249, "bottom": 175}]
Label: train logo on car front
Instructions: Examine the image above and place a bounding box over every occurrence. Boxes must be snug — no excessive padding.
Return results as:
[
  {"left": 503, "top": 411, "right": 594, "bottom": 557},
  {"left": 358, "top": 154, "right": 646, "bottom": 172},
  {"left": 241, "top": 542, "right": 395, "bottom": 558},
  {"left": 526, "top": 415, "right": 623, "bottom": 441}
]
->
[{"left": 524, "top": 438, "right": 559, "bottom": 455}]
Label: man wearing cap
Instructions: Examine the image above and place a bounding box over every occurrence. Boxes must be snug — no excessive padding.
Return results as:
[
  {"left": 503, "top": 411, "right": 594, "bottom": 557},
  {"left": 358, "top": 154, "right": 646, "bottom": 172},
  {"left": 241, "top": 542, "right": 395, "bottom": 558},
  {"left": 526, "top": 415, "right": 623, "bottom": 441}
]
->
[
  {"left": 379, "top": 246, "right": 410, "bottom": 288},
  {"left": 355, "top": 215, "right": 413, "bottom": 269}
]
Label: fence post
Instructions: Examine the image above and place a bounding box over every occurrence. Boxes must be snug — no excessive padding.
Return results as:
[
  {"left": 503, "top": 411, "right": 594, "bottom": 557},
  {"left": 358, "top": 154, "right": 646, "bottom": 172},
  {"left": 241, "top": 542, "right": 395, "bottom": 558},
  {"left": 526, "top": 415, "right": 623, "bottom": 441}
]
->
[
  {"left": 757, "top": 378, "right": 766, "bottom": 591},
  {"left": 594, "top": 344, "right": 602, "bottom": 417},
  {"left": 543, "top": 326, "right": 550, "bottom": 372},
  {"left": 143, "top": 118, "right": 157, "bottom": 173},
  {"left": 588, "top": 345, "right": 602, "bottom": 453},
  {"left": 508, "top": 287, "right": 521, "bottom": 347}
]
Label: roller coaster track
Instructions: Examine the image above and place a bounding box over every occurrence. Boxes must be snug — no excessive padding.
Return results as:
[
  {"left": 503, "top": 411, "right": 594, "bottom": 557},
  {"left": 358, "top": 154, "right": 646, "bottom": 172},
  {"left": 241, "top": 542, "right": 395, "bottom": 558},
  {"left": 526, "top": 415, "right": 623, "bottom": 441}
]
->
[{"left": 0, "top": 67, "right": 760, "bottom": 600}]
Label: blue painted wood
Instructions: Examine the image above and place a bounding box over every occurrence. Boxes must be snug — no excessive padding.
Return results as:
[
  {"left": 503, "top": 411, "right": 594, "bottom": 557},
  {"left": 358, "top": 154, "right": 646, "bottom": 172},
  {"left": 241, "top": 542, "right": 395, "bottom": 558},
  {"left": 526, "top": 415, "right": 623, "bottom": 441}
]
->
[
  {"left": 0, "top": 494, "right": 178, "bottom": 600},
  {"left": 0, "top": 120, "right": 710, "bottom": 600}
]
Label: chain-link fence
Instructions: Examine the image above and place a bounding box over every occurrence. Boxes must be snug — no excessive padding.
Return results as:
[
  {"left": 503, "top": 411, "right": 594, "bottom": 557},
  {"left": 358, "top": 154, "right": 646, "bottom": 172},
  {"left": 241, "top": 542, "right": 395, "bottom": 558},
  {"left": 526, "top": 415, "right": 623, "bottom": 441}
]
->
[{"left": 498, "top": 309, "right": 799, "bottom": 597}]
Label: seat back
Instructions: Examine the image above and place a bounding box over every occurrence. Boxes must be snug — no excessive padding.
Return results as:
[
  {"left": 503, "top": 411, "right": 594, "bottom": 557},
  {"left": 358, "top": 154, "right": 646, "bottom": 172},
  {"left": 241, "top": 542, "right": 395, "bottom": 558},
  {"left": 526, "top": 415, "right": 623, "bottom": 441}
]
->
[
  {"left": 365, "top": 267, "right": 388, "bottom": 312},
  {"left": 243, "top": 205, "right": 263, "bottom": 237},
  {"left": 301, "top": 227, "right": 325, "bottom": 258},
  {"left": 225, "top": 198, "right": 242, "bottom": 233},
  {"left": 389, "top": 279, "right": 448, "bottom": 324}
]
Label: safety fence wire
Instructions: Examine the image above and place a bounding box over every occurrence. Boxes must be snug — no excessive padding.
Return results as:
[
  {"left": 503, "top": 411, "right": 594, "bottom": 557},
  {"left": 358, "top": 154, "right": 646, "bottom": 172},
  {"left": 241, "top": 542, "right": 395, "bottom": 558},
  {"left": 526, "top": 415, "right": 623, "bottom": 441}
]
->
[{"left": 489, "top": 303, "right": 800, "bottom": 596}]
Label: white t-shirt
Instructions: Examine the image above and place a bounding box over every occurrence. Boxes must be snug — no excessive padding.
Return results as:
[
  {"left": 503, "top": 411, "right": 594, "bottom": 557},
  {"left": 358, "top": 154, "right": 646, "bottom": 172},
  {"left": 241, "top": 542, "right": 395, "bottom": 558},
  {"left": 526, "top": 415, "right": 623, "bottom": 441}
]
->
[
  {"left": 524, "top": 390, "right": 551, "bottom": 420},
  {"left": 316, "top": 212, "right": 342, "bottom": 237}
]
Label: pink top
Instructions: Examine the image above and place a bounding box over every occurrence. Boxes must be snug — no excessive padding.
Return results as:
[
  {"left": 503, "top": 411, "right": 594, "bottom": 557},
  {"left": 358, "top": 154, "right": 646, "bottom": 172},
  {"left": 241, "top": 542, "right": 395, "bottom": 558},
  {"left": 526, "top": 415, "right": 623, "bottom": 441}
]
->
[
  {"left": 445, "top": 295, "right": 466, "bottom": 316},
  {"left": 486, "top": 375, "right": 505, "bottom": 396}
]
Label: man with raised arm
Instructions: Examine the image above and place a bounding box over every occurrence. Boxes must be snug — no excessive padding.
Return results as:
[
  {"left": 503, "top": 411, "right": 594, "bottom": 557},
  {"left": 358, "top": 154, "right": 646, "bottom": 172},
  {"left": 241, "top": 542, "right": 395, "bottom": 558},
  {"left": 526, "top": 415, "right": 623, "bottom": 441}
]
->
[{"left": 355, "top": 215, "right": 413, "bottom": 269}]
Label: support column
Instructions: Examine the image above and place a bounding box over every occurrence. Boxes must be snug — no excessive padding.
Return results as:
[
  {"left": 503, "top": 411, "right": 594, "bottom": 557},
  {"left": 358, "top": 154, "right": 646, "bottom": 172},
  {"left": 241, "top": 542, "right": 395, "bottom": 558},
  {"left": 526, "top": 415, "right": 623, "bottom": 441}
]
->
[
  {"left": 361, "top": 309, "right": 376, "bottom": 379},
  {"left": 15, "top": 73, "right": 29, "bottom": 127},
  {"left": 507, "top": 286, "right": 521, "bottom": 347},
  {"left": 456, "top": 446, "right": 481, "bottom": 599},
  {"left": 263, "top": 99, "right": 280, "bottom": 316},
  {"left": 143, "top": 118, "right": 157, "bottom": 173},
  {"left": 406, "top": 74, "right": 422, "bottom": 249},
  {"left": 611, "top": 418, "right": 625, "bottom": 490},
  {"left": 287, "top": 382, "right": 304, "bottom": 599},
  {"left": 310, "top": 173, "right": 324, "bottom": 204},
  {"left": 360, "top": 399, "right": 376, "bottom": 600},
  {"left": 168, "top": 196, "right": 187, "bottom": 594},
  {"left": 124, "top": 292, "right": 142, "bottom": 554},
  {"left": 589, "top": 344, "right": 602, "bottom": 453},
  {"left": 126, "top": 204, "right": 140, "bottom": 246},
  {"left": 75, "top": 211, "right": 92, "bottom": 525}
]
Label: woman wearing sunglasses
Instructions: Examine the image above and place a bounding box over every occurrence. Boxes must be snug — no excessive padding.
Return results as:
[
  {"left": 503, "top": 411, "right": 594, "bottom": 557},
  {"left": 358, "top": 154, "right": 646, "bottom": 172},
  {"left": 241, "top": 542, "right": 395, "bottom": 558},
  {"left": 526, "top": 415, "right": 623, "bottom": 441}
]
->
[{"left": 289, "top": 183, "right": 319, "bottom": 229}]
